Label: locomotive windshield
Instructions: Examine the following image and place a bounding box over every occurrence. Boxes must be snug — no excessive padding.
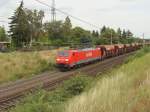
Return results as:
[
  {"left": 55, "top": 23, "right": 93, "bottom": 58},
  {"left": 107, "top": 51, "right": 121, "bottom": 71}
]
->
[{"left": 58, "top": 51, "right": 69, "bottom": 57}]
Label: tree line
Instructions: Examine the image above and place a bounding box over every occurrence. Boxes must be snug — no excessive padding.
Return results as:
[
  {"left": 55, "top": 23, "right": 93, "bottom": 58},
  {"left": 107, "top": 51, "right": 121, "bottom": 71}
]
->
[
  {"left": 0, "top": 1, "right": 141, "bottom": 48},
  {"left": 0, "top": 26, "right": 7, "bottom": 41}
]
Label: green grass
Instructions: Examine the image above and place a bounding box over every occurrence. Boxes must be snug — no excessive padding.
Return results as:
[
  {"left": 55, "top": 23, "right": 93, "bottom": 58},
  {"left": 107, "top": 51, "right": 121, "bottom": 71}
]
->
[
  {"left": 65, "top": 51, "right": 150, "bottom": 112},
  {"left": 0, "top": 50, "right": 57, "bottom": 84}
]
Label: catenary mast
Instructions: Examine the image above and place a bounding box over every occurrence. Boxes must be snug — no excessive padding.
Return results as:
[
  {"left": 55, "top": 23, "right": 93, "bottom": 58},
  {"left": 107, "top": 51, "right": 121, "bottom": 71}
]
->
[{"left": 51, "top": 0, "right": 56, "bottom": 22}]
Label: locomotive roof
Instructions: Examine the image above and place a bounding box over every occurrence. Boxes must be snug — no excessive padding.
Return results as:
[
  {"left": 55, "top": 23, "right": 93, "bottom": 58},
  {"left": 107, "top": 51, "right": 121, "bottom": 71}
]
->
[{"left": 61, "top": 47, "right": 98, "bottom": 53}]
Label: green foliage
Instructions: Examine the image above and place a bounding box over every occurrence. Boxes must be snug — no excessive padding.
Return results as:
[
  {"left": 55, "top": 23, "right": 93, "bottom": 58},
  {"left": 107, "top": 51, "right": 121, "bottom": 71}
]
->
[
  {"left": 93, "top": 37, "right": 110, "bottom": 45},
  {"left": 43, "top": 19, "right": 93, "bottom": 46},
  {"left": 119, "top": 29, "right": 134, "bottom": 44},
  {"left": 9, "top": 1, "right": 45, "bottom": 48},
  {"left": 44, "top": 21, "right": 64, "bottom": 40},
  {"left": 0, "top": 26, "right": 7, "bottom": 41},
  {"left": 99, "top": 26, "right": 137, "bottom": 45},
  {"left": 63, "top": 16, "right": 72, "bottom": 41},
  {"left": 44, "top": 21, "right": 65, "bottom": 46},
  {"left": 100, "top": 27, "right": 117, "bottom": 39},
  {"left": 8, "top": 2, "right": 140, "bottom": 48},
  {"left": 63, "top": 75, "right": 92, "bottom": 96},
  {"left": 10, "top": 75, "right": 93, "bottom": 112},
  {"left": 25, "top": 9, "right": 45, "bottom": 43},
  {"left": 92, "top": 30, "right": 99, "bottom": 38},
  {"left": 9, "top": 1, "right": 30, "bottom": 47},
  {"left": 71, "top": 27, "right": 92, "bottom": 44},
  {"left": 47, "top": 75, "right": 92, "bottom": 104}
]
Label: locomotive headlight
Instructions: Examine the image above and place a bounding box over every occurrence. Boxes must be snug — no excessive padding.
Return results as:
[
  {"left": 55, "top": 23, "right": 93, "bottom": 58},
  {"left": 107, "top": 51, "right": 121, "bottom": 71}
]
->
[
  {"left": 56, "top": 58, "right": 60, "bottom": 61},
  {"left": 65, "top": 59, "right": 69, "bottom": 62}
]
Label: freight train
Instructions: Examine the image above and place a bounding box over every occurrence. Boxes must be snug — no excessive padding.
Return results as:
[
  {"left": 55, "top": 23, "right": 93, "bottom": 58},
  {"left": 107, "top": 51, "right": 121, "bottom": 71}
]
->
[{"left": 56, "top": 43, "right": 143, "bottom": 70}]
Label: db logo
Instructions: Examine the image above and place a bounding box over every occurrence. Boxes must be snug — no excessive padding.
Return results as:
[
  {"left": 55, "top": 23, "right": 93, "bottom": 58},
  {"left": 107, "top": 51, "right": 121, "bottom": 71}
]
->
[{"left": 86, "top": 52, "right": 92, "bottom": 57}]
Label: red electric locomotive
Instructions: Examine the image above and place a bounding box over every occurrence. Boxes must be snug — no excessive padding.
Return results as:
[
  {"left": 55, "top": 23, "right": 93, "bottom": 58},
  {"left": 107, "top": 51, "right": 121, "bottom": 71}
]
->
[{"left": 56, "top": 48, "right": 102, "bottom": 69}]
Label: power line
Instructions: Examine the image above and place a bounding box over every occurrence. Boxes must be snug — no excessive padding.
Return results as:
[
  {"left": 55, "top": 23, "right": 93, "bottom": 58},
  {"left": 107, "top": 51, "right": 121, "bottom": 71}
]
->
[
  {"left": 142, "top": 33, "right": 145, "bottom": 47},
  {"left": 34, "top": 0, "right": 100, "bottom": 29}
]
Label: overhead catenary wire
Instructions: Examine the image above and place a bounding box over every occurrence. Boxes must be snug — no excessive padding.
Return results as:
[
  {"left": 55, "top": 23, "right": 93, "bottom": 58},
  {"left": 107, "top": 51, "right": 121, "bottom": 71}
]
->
[{"left": 34, "top": 0, "right": 100, "bottom": 29}]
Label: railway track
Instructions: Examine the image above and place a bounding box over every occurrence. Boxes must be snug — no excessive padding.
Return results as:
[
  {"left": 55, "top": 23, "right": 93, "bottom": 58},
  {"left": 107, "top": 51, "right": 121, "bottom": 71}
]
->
[{"left": 0, "top": 52, "right": 134, "bottom": 112}]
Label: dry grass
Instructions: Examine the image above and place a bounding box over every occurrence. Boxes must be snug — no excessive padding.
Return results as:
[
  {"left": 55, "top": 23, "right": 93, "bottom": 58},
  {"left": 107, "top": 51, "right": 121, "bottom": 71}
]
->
[
  {"left": 65, "top": 53, "right": 150, "bottom": 112},
  {"left": 0, "top": 50, "right": 58, "bottom": 84}
]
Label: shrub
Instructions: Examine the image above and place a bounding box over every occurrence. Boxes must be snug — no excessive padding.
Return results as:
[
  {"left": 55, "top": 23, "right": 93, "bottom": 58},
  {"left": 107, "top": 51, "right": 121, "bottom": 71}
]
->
[
  {"left": 46, "top": 75, "right": 93, "bottom": 104},
  {"left": 62, "top": 75, "right": 92, "bottom": 96}
]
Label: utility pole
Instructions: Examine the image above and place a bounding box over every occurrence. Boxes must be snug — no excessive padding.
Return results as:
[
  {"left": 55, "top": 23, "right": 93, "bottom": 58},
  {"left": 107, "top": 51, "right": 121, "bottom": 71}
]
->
[
  {"left": 51, "top": 0, "right": 56, "bottom": 22},
  {"left": 142, "top": 33, "right": 145, "bottom": 47},
  {"left": 111, "top": 30, "right": 113, "bottom": 45},
  {"left": 117, "top": 34, "right": 121, "bottom": 45}
]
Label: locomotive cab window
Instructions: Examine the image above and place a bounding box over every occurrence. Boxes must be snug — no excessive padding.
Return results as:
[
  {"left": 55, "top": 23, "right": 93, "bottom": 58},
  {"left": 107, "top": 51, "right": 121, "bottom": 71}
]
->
[{"left": 58, "top": 51, "right": 69, "bottom": 57}]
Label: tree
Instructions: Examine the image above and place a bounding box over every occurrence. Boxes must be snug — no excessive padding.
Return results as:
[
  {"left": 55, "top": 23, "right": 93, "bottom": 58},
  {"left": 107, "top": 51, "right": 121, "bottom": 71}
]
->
[
  {"left": 62, "top": 16, "right": 72, "bottom": 42},
  {"left": 126, "top": 30, "right": 133, "bottom": 38},
  {"left": 117, "top": 28, "right": 122, "bottom": 38},
  {"left": 0, "top": 26, "right": 7, "bottom": 41},
  {"left": 25, "top": 9, "right": 45, "bottom": 44},
  {"left": 101, "top": 26, "right": 106, "bottom": 34},
  {"left": 95, "top": 31, "right": 99, "bottom": 37},
  {"left": 122, "top": 29, "right": 127, "bottom": 39},
  {"left": 9, "top": 1, "right": 30, "bottom": 47},
  {"left": 100, "top": 27, "right": 115, "bottom": 38},
  {"left": 100, "top": 26, "right": 120, "bottom": 44},
  {"left": 44, "top": 21, "right": 64, "bottom": 45},
  {"left": 92, "top": 30, "right": 99, "bottom": 38},
  {"left": 92, "top": 30, "right": 96, "bottom": 37},
  {"left": 71, "top": 27, "right": 92, "bottom": 44}
]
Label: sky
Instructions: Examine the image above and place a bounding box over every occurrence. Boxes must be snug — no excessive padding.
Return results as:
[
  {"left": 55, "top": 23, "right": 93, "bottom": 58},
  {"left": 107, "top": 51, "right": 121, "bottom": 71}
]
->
[{"left": 0, "top": 0, "right": 150, "bottom": 38}]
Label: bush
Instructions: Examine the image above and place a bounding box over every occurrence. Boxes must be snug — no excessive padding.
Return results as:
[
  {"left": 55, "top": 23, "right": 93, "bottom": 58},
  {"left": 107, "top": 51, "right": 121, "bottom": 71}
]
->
[
  {"left": 93, "top": 38, "right": 110, "bottom": 45},
  {"left": 63, "top": 75, "right": 92, "bottom": 96},
  {"left": 47, "top": 75, "right": 93, "bottom": 104}
]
